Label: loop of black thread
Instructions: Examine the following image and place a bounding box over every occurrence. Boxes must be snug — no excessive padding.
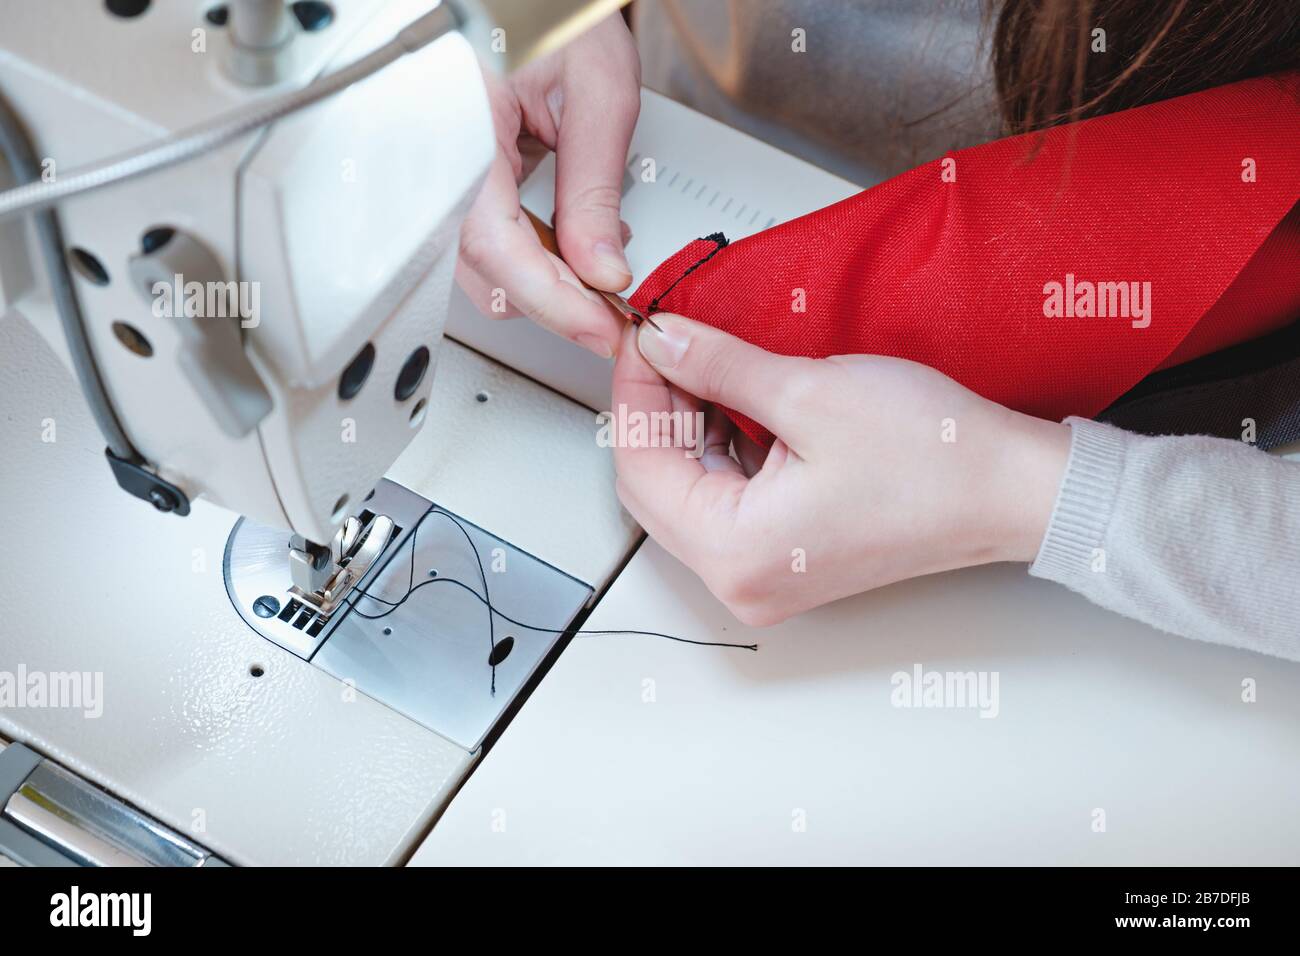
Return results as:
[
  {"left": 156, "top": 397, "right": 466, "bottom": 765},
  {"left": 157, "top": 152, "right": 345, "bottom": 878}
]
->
[
  {"left": 347, "top": 506, "right": 758, "bottom": 696},
  {"left": 355, "top": 576, "right": 759, "bottom": 650},
  {"left": 351, "top": 504, "right": 499, "bottom": 693},
  {"left": 646, "top": 232, "right": 730, "bottom": 315}
]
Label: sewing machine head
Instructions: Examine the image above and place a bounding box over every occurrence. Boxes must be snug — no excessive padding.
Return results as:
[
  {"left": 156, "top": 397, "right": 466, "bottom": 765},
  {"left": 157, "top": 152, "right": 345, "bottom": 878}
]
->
[{"left": 0, "top": 0, "right": 622, "bottom": 616}]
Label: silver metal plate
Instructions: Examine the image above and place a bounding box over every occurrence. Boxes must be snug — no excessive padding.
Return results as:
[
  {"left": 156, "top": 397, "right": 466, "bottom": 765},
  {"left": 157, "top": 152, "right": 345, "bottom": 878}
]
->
[
  {"left": 2, "top": 758, "right": 215, "bottom": 867},
  {"left": 224, "top": 480, "right": 593, "bottom": 751},
  {"left": 224, "top": 481, "right": 430, "bottom": 659}
]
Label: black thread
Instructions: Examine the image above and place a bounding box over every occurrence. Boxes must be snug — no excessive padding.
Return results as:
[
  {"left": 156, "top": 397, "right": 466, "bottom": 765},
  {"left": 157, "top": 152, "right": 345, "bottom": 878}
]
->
[
  {"left": 355, "top": 576, "right": 760, "bottom": 650},
  {"left": 346, "top": 506, "right": 757, "bottom": 696},
  {"left": 347, "top": 505, "right": 498, "bottom": 692},
  {"left": 646, "top": 232, "right": 729, "bottom": 315}
]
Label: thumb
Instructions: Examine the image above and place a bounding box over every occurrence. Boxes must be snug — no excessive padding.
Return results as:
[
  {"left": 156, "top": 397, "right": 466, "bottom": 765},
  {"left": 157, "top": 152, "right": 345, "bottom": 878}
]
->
[{"left": 635, "top": 314, "right": 813, "bottom": 439}]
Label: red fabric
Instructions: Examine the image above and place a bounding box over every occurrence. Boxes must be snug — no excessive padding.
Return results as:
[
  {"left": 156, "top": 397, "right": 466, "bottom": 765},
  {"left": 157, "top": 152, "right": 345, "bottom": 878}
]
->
[{"left": 629, "top": 73, "right": 1300, "bottom": 449}]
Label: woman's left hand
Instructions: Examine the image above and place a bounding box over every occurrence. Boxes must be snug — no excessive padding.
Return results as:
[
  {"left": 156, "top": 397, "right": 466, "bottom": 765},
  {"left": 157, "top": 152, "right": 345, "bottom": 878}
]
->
[{"left": 611, "top": 314, "right": 1072, "bottom": 625}]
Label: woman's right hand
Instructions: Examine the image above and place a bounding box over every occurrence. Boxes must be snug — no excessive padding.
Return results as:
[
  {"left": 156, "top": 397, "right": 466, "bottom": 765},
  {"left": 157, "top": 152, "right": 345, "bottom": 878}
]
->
[{"left": 455, "top": 14, "right": 642, "bottom": 359}]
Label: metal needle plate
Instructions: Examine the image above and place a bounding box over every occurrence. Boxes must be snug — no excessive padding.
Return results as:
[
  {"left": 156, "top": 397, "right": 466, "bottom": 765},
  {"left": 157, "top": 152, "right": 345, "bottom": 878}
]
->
[{"left": 224, "top": 479, "right": 593, "bottom": 751}]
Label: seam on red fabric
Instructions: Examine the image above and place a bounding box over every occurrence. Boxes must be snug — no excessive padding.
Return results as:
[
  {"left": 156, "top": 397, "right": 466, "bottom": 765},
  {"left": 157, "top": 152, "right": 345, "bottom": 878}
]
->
[{"left": 645, "top": 232, "right": 729, "bottom": 315}]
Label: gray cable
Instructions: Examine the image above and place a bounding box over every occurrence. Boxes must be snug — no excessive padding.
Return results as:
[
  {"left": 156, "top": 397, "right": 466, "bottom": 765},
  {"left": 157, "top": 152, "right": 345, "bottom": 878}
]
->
[
  {"left": 0, "top": 4, "right": 459, "bottom": 223},
  {"left": 0, "top": 90, "right": 136, "bottom": 460}
]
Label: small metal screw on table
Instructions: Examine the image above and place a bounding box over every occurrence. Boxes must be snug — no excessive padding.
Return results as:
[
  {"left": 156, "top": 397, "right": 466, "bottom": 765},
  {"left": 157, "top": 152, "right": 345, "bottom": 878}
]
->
[{"left": 252, "top": 595, "right": 282, "bottom": 619}]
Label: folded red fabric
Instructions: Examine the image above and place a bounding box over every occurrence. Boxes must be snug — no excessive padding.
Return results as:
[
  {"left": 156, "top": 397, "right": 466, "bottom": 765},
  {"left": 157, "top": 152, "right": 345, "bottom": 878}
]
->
[{"left": 629, "top": 73, "right": 1300, "bottom": 448}]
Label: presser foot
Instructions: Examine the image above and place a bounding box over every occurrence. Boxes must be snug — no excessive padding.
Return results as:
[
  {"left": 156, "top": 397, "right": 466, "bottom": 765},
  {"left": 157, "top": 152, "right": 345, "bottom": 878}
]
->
[{"left": 287, "top": 512, "right": 396, "bottom": 620}]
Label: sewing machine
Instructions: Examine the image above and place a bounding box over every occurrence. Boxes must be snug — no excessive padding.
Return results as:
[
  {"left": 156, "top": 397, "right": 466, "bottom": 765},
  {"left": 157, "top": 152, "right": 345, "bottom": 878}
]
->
[
  {"left": 3, "top": 0, "right": 1298, "bottom": 869},
  {"left": 0, "top": 0, "right": 643, "bottom": 866}
]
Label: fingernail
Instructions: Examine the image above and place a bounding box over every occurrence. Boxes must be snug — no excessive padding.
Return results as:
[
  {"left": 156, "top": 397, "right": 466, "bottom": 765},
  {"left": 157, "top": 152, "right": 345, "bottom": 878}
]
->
[
  {"left": 593, "top": 240, "right": 632, "bottom": 278},
  {"left": 620, "top": 220, "right": 633, "bottom": 247},
  {"left": 576, "top": 333, "right": 614, "bottom": 359},
  {"left": 637, "top": 315, "right": 689, "bottom": 368}
]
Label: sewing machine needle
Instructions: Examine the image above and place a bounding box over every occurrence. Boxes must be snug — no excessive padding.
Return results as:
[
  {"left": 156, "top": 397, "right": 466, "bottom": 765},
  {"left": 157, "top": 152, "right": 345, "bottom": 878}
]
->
[{"left": 597, "top": 288, "right": 663, "bottom": 332}]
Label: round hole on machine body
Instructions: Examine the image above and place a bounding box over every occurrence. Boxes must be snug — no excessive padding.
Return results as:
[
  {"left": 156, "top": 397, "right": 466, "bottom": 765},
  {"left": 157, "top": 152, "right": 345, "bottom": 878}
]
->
[
  {"left": 291, "top": 1, "right": 334, "bottom": 31},
  {"left": 111, "top": 321, "right": 154, "bottom": 358},
  {"left": 338, "top": 342, "right": 375, "bottom": 401},
  {"left": 488, "top": 636, "right": 515, "bottom": 667},
  {"left": 140, "top": 226, "right": 176, "bottom": 254},
  {"left": 427, "top": 568, "right": 438, "bottom": 578},
  {"left": 408, "top": 398, "right": 428, "bottom": 428},
  {"left": 394, "top": 346, "right": 430, "bottom": 401},
  {"left": 475, "top": 390, "right": 491, "bottom": 404},
  {"left": 249, "top": 664, "right": 265, "bottom": 678},
  {"left": 382, "top": 627, "right": 392, "bottom": 636},
  {"left": 69, "top": 248, "right": 110, "bottom": 286},
  {"left": 105, "top": 0, "right": 151, "bottom": 18},
  {"left": 205, "top": 4, "right": 228, "bottom": 26}
]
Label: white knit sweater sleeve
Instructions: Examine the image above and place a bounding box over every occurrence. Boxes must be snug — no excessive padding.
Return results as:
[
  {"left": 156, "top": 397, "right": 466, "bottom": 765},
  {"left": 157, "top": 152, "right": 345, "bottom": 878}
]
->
[{"left": 1029, "top": 417, "right": 1300, "bottom": 660}]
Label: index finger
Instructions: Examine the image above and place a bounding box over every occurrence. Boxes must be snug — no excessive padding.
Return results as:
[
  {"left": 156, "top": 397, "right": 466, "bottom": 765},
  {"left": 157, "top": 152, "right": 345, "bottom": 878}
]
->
[{"left": 460, "top": 151, "right": 624, "bottom": 355}]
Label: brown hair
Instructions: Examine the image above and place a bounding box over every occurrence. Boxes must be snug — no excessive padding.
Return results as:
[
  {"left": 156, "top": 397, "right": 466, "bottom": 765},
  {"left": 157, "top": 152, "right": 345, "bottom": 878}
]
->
[{"left": 991, "top": 0, "right": 1300, "bottom": 133}]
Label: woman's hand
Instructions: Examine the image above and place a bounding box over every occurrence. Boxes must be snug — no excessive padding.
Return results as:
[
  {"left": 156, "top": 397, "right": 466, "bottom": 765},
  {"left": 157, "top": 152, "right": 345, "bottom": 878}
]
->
[
  {"left": 456, "top": 14, "right": 641, "bottom": 359},
  {"left": 611, "top": 315, "right": 1073, "bottom": 626}
]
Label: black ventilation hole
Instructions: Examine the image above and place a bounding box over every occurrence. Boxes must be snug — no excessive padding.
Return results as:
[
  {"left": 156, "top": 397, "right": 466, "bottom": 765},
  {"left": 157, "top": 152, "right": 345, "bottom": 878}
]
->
[
  {"left": 488, "top": 636, "right": 515, "bottom": 667},
  {"left": 408, "top": 398, "right": 428, "bottom": 428},
  {"left": 69, "top": 248, "right": 109, "bottom": 286},
  {"left": 141, "top": 226, "right": 176, "bottom": 254},
  {"left": 205, "top": 4, "right": 228, "bottom": 26},
  {"left": 106, "top": 0, "right": 150, "bottom": 18},
  {"left": 249, "top": 664, "right": 265, "bottom": 678},
  {"left": 339, "top": 342, "right": 376, "bottom": 401},
  {"left": 292, "top": 1, "right": 334, "bottom": 31},
  {"left": 475, "top": 390, "right": 491, "bottom": 403},
  {"left": 395, "top": 346, "right": 430, "bottom": 401},
  {"left": 112, "top": 321, "right": 153, "bottom": 358}
]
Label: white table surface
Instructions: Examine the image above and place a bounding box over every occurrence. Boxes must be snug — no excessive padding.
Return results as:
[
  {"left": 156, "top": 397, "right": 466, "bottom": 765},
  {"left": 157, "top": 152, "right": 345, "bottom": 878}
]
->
[
  {"left": 416, "top": 86, "right": 1300, "bottom": 868},
  {"left": 412, "top": 538, "right": 1300, "bottom": 865}
]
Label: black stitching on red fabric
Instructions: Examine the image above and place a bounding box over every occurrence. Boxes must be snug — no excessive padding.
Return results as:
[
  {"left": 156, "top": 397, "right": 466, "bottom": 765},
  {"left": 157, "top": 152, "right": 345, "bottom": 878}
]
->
[{"left": 646, "top": 232, "right": 729, "bottom": 315}]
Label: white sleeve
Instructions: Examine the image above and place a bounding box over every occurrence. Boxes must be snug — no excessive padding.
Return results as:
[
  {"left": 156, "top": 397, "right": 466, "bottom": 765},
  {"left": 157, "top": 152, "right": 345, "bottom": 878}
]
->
[{"left": 1030, "top": 417, "right": 1300, "bottom": 661}]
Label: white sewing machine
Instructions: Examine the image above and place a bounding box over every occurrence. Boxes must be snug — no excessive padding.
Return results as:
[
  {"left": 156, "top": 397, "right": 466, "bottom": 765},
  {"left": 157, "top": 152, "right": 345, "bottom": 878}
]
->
[
  {"left": 0, "top": 0, "right": 647, "bottom": 866},
  {"left": 2, "top": 0, "right": 1298, "bottom": 868}
]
